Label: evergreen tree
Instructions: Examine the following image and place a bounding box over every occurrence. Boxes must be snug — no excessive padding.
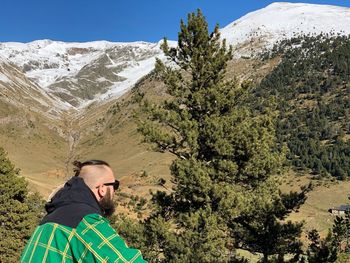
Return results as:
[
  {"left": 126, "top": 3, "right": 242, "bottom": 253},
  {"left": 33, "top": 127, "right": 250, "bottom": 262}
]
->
[
  {"left": 307, "top": 203, "right": 350, "bottom": 263},
  {"left": 132, "top": 10, "right": 306, "bottom": 262},
  {"left": 0, "top": 147, "right": 44, "bottom": 262},
  {"left": 232, "top": 186, "right": 311, "bottom": 263},
  {"left": 332, "top": 205, "right": 350, "bottom": 253},
  {"left": 307, "top": 230, "right": 338, "bottom": 263}
]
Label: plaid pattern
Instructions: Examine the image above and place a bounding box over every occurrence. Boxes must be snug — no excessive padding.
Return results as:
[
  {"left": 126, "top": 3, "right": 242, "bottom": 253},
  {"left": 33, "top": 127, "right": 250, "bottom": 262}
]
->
[{"left": 20, "top": 214, "right": 147, "bottom": 263}]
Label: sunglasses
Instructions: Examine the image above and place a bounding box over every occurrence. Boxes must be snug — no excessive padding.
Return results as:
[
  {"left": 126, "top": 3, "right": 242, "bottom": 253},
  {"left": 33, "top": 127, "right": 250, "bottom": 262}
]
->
[{"left": 103, "top": 180, "right": 120, "bottom": 191}]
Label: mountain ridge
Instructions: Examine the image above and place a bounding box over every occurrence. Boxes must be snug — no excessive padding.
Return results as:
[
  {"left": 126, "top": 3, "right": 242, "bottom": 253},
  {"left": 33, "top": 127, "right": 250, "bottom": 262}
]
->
[
  {"left": 221, "top": 2, "right": 350, "bottom": 57},
  {"left": 2, "top": 2, "right": 350, "bottom": 113}
]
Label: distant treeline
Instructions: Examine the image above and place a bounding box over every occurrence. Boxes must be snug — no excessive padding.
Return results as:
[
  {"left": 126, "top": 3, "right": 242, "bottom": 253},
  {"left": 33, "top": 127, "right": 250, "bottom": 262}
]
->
[{"left": 257, "top": 34, "right": 350, "bottom": 179}]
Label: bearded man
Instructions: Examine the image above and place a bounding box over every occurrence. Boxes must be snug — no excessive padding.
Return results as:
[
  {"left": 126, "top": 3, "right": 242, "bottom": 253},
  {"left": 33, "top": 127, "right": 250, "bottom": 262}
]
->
[{"left": 20, "top": 160, "right": 146, "bottom": 263}]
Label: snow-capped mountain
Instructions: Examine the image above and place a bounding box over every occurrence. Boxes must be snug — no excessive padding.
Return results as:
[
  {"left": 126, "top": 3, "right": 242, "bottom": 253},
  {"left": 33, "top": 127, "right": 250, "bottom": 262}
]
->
[
  {"left": 221, "top": 2, "right": 350, "bottom": 56},
  {"left": 1, "top": 2, "right": 350, "bottom": 113},
  {"left": 0, "top": 40, "right": 167, "bottom": 109}
]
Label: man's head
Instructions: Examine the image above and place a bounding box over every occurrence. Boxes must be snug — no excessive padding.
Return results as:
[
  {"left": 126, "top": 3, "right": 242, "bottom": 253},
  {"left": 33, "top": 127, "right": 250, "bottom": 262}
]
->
[{"left": 73, "top": 160, "right": 119, "bottom": 217}]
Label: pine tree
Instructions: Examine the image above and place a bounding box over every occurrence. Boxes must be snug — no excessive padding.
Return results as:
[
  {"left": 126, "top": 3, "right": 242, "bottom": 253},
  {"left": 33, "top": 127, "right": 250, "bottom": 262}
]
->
[
  {"left": 307, "top": 204, "right": 350, "bottom": 263},
  {"left": 232, "top": 186, "right": 312, "bottom": 263},
  {"left": 0, "top": 147, "right": 44, "bottom": 262},
  {"left": 332, "top": 205, "right": 350, "bottom": 253},
  {"left": 307, "top": 230, "right": 338, "bottom": 263},
  {"left": 133, "top": 10, "right": 306, "bottom": 262}
]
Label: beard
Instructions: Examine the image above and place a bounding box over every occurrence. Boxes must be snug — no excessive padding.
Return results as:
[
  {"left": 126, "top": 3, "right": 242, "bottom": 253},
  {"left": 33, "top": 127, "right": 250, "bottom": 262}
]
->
[{"left": 99, "top": 188, "right": 115, "bottom": 217}]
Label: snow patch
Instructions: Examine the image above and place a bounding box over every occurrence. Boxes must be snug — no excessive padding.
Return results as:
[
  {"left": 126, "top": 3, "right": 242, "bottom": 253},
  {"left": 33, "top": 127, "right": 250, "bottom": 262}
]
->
[
  {"left": 0, "top": 73, "right": 10, "bottom": 83},
  {"left": 79, "top": 54, "right": 164, "bottom": 109},
  {"left": 96, "top": 77, "right": 111, "bottom": 83}
]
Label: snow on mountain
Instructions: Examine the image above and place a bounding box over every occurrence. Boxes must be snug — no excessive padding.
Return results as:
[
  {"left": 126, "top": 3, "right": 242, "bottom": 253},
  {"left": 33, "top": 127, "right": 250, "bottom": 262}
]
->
[
  {"left": 221, "top": 2, "right": 350, "bottom": 56},
  {"left": 1, "top": 2, "right": 350, "bottom": 112},
  {"left": 0, "top": 40, "right": 112, "bottom": 88},
  {"left": 0, "top": 58, "right": 71, "bottom": 118},
  {"left": 0, "top": 72, "right": 10, "bottom": 83},
  {"left": 96, "top": 55, "right": 161, "bottom": 102},
  {"left": 0, "top": 40, "right": 168, "bottom": 108}
]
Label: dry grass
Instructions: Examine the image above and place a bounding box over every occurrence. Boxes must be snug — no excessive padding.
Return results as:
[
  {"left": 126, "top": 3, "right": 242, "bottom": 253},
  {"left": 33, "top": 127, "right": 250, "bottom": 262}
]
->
[{"left": 280, "top": 171, "right": 350, "bottom": 238}]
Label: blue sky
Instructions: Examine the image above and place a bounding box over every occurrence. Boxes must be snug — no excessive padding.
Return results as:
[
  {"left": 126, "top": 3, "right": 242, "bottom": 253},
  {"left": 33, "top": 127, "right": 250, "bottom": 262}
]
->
[{"left": 2, "top": 0, "right": 350, "bottom": 43}]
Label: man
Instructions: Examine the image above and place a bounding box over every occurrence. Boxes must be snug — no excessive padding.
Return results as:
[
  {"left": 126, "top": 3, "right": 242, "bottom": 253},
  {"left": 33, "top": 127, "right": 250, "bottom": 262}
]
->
[{"left": 20, "top": 160, "right": 147, "bottom": 263}]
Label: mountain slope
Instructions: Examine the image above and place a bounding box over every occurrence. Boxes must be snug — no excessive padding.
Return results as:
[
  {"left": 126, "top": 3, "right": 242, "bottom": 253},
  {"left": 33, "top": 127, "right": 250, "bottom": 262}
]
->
[
  {"left": 0, "top": 59, "right": 68, "bottom": 117},
  {"left": 258, "top": 35, "right": 350, "bottom": 179}
]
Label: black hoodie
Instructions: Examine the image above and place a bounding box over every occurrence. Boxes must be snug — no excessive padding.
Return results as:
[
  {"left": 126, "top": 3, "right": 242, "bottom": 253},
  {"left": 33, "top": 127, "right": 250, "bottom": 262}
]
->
[{"left": 40, "top": 176, "right": 103, "bottom": 228}]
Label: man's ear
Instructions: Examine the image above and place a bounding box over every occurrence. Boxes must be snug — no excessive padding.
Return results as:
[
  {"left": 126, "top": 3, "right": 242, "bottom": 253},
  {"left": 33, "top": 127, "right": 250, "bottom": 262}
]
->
[{"left": 96, "top": 184, "right": 107, "bottom": 198}]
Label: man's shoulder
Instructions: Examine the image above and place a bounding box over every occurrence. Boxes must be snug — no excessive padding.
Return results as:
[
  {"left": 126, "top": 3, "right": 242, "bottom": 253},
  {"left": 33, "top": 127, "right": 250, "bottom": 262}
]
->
[
  {"left": 21, "top": 214, "right": 146, "bottom": 262},
  {"left": 75, "top": 214, "right": 147, "bottom": 262},
  {"left": 20, "top": 222, "right": 76, "bottom": 262},
  {"left": 75, "top": 213, "right": 120, "bottom": 245}
]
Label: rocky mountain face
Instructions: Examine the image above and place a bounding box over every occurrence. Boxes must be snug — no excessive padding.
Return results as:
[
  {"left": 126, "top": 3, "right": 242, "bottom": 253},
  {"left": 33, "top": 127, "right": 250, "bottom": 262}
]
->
[
  {"left": 0, "top": 58, "right": 68, "bottom": 119},
  {"left": 0, "top": 40, "right": 166, "bottom": 110}
]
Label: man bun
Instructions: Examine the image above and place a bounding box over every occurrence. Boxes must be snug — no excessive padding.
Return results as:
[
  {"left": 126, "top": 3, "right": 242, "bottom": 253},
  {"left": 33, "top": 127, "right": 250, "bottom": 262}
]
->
[{"left": 72, "top": 160, "right": 110, "bottom": 177}]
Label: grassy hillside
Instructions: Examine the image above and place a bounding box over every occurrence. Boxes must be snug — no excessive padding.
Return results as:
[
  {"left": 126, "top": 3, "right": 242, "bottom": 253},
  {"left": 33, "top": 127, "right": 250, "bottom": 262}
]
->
[
  {"left": 279, "top": 171, "right": 350, "bottom": 238},
  {"left": 0, "top": 100, "right": 68, "bottom": 197},
  {"left": 259, "top": 35, "right": 350, "bottom": 179}
]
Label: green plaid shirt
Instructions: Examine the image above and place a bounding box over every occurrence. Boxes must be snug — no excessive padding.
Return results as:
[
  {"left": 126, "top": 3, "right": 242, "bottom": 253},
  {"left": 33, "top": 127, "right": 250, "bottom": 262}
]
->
[{"left": 20, "top": 213, "right": 146, "bottom": 263}]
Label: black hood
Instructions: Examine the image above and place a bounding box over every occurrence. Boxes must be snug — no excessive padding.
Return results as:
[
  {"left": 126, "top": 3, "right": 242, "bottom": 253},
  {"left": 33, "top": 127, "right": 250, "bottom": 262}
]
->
[{"left": 40, "top": 176, "right": 103, "bottom": 228}]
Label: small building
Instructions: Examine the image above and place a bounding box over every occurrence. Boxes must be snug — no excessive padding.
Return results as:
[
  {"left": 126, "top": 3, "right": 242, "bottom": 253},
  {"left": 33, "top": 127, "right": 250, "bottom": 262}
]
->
[{"left": 329, "top": 205, "right": 349, "bottom": 216}]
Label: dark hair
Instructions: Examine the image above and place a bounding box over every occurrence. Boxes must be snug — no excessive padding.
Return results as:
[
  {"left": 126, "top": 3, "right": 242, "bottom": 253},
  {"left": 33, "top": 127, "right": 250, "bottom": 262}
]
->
[{"left": 73, "top": 160, "right": 110, "bottom": 177}]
